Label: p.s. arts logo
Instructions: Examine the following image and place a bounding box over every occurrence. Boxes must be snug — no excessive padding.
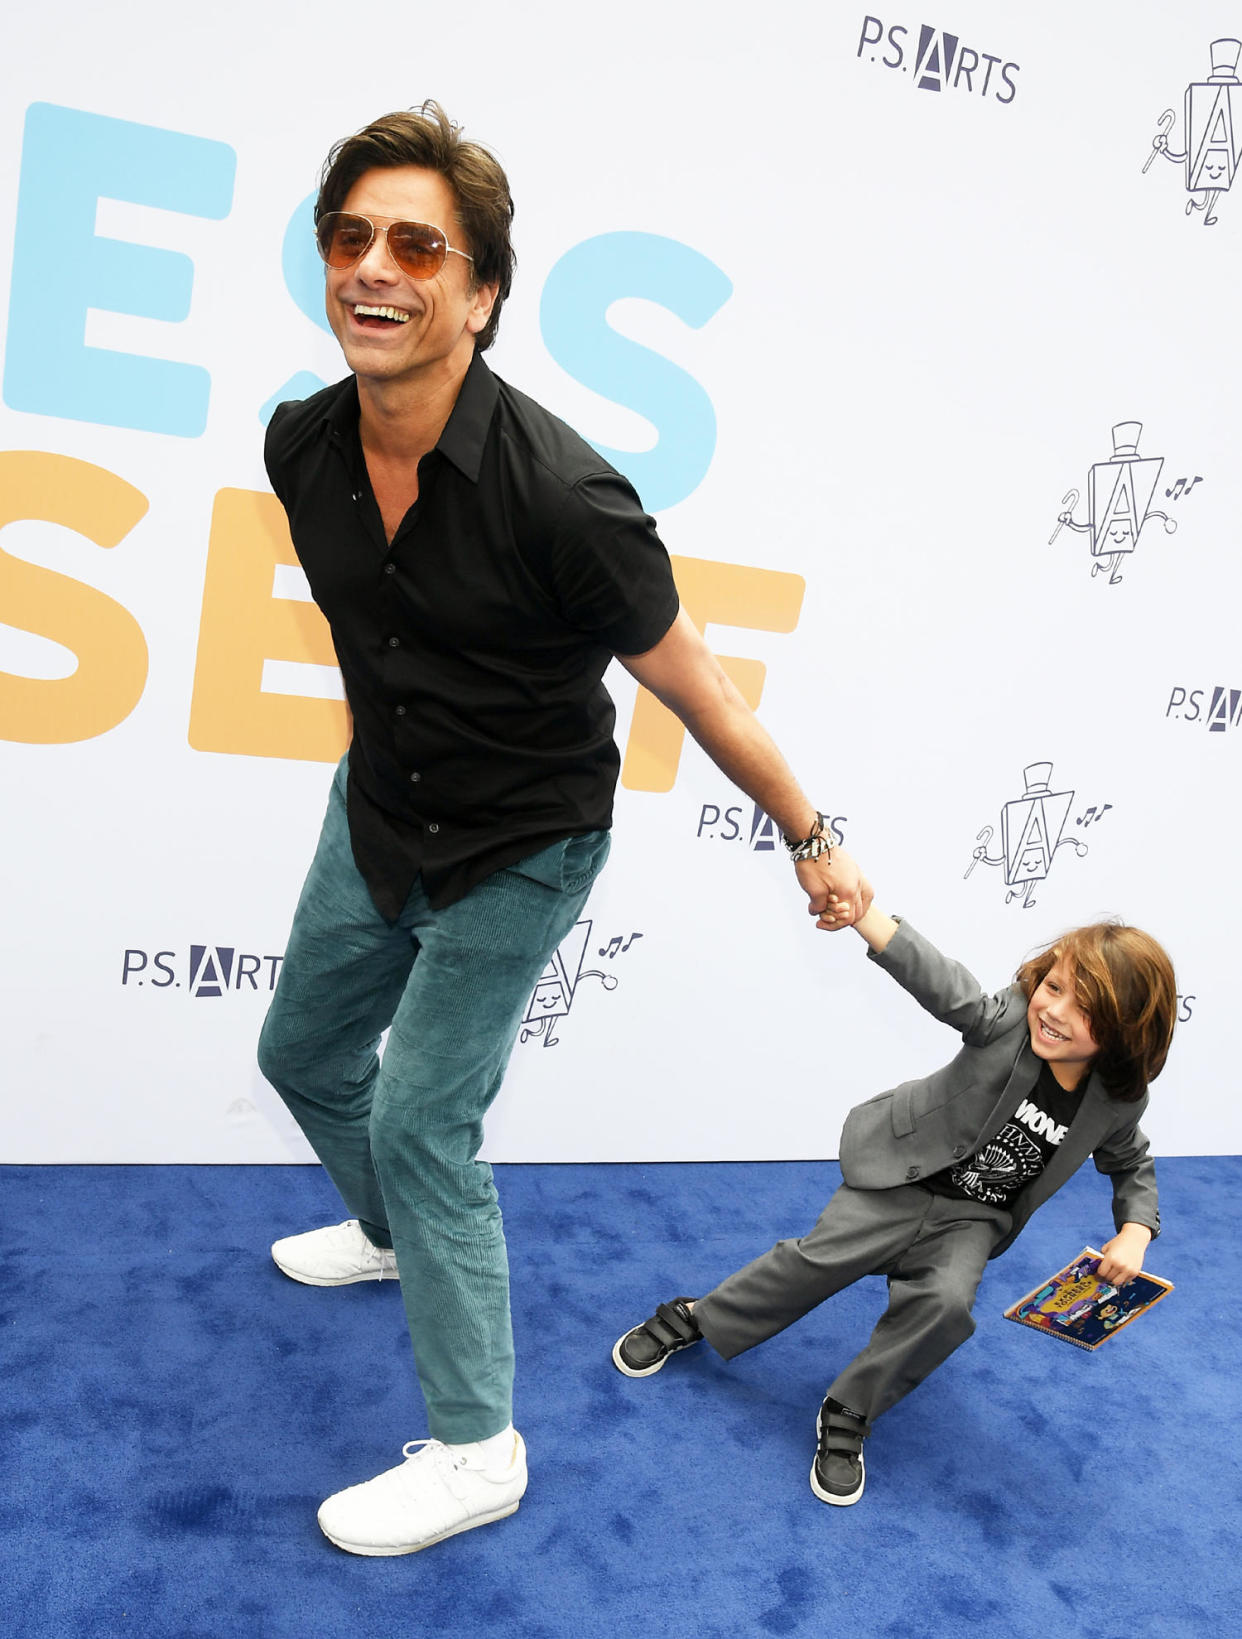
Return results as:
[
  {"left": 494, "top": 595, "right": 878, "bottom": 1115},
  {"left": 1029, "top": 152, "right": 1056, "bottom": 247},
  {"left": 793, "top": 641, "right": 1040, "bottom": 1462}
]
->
[
  {"left": 1166, "top": 686, "right": 1242, "bottom": 734},
  {"left": 696, "top": 803, "right": 849, "bottom": 852},
  {"left": 964, "top": 761, "right": 1110, "bottom": 909},
  {"left": 1048, "top": 422, "right": 1201, "bottom": 587},
  {"left": 857, "top": 16, "right": 1019, "bottom": 104},
  {"left": 1143, "top": 38, "right": 1242, "bottom": 227},
  {"left": 518, "top": 917, "right": 641, "bottom": 1049},
  {"left": 121, "top": 945, "right": 284, "bottom": 997}
]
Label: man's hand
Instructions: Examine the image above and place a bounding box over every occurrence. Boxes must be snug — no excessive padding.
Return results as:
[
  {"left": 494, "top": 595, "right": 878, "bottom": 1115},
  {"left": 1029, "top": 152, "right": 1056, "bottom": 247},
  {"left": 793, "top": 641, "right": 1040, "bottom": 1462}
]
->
[
  {"left": 1097, "top": 1223, "right": 1152, "bottom": 1286},
  {"left": 796, "top": 847, "right": 872, "bottom": 928}
]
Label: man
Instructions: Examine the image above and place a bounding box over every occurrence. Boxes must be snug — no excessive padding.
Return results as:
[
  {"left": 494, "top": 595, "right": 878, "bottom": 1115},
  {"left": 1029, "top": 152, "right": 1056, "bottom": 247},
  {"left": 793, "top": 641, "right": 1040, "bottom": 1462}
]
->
[{"left": 259, "top": 101, "right": 868, "bottom": 1557}]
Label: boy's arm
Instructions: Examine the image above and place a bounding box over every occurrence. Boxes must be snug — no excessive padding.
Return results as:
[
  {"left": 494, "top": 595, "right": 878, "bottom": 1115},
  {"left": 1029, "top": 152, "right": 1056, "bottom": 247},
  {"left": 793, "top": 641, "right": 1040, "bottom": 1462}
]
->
[
  {"left": 846, "top": 904, "right": 900, "bottom": 954},
  {"left": 826, "top": 897, "right": 1022, "bottom": 1043},
  {"left": 1094, "top": 1117, "right": 1160, "bottom": 1277}
]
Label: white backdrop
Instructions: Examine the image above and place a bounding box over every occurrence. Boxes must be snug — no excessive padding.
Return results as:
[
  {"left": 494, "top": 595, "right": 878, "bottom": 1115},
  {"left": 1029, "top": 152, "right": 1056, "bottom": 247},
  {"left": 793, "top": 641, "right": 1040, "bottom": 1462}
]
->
[{"left": 1, "top": 3, "right": 1238, "bottom": 1162}]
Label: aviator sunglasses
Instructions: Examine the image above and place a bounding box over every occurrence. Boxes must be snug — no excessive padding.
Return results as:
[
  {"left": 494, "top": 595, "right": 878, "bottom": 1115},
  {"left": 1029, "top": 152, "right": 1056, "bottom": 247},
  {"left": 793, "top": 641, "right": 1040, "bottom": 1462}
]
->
[{"left": 315, "top": 212, "right": 475, "bottom": 281}]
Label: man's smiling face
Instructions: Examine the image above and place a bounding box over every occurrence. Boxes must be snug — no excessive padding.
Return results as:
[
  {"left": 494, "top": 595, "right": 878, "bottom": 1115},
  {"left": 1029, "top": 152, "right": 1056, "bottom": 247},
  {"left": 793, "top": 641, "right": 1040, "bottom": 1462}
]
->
[{"left": 323, "top": 165, "right": 495, "bottom": 391}]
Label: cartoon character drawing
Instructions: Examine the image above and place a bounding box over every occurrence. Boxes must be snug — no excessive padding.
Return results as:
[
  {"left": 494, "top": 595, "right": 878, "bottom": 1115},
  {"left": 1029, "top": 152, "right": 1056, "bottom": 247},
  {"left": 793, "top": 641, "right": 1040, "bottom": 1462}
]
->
[
  {"left": 1144, "top": 37, "right": 1242, "bottom": 225},
  {"left": 965, "top": 763, "right": 1088, "bottom": 909},
  {"left": 1049, "top": 423, "right": 1176, "bottom": 585},
  {"left": 518, "top": 918, "right": 619, "bottom": 1048}
]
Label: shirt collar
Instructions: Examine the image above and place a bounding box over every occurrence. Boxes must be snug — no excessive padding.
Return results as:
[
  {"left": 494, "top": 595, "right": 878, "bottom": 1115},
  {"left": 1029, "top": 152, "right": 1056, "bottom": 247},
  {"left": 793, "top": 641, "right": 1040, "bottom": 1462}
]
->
[
  {"left": 435, "top": 349, "right": 499, "bottom": 482},
  {"left": 317, "top": 352, "right": 498, "bottom": 483}
]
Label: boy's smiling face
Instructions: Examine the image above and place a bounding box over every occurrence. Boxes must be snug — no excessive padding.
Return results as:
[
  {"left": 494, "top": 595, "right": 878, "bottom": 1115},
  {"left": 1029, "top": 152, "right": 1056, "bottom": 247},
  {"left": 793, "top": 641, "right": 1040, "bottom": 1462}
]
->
[{"left": 1027, "top": 957, "right": 1099, "bottom": 1089}]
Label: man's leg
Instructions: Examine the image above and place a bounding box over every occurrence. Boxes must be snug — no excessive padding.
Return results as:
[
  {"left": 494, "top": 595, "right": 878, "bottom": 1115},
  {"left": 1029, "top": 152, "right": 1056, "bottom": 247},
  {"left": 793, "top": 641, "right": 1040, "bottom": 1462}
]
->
[
  {"left": 258, "top": 760, "right": 416, "bottom": 1247},
  {"left": 371, "top": 830, "right": 609, "bottom": 1445}
]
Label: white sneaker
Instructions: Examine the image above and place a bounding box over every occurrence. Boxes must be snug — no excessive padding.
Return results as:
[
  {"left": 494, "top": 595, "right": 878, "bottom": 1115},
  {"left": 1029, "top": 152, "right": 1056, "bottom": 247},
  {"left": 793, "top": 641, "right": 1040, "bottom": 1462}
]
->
[
  {"left": 318, "top": 1433, "right": 528, "bottom": 1556},
  {"left": 270, "top": 1219, "right": 399, "bottom": 1286}
]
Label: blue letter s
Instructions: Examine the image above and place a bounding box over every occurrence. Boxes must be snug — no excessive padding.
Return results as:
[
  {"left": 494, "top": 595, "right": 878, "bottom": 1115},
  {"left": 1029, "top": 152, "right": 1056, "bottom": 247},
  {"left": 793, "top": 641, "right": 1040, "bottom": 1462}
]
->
[{"left": 539, "top": 233, "right": 732, "bottom": 512}]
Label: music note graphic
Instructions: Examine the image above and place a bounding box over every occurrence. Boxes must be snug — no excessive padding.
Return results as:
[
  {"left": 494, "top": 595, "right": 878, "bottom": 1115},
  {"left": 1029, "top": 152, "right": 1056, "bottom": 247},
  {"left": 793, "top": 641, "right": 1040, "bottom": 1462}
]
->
[
  {"left": 599, "top": 931, "right": 644, "bottom": 958},
  {"left": 1165, "top": 477, "right": 1186, "bottom": 499},
  {"left": 1075, "top": 803, "right": 1113, "bottom": 828},
  {"left": 1184, "top": 475, "right": 1202, "bottom": 496}
]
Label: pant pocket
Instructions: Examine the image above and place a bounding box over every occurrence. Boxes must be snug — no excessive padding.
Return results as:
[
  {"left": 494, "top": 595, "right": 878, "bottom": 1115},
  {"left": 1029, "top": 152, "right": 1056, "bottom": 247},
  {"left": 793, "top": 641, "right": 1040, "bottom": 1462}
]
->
[{"left": 507, "top": 830, "right": 611, "bottom": 895}]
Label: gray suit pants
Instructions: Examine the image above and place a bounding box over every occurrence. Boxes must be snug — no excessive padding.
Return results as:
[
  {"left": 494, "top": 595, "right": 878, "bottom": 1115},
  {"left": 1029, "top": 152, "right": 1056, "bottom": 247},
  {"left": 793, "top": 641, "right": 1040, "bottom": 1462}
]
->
[{"left": 693, "top": 1183, "right": 1011, "bottom": 1423}]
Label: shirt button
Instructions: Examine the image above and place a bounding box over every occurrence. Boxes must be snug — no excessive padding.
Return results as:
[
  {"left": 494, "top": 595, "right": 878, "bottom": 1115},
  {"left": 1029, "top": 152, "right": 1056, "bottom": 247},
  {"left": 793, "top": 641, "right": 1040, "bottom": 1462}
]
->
[
  {"left": 388, "top": 636, "right": 400, "bottom": 648},
  {"left": 409, "top": 771, "right": 421, "bottom": 784},
  {"left": 384, "top": 562, "right": 396, "bottom": 575},
  {"left": 905, "top": 1166, "right": 920, "bottom": 1181},
  {"left": 394, "top": 705, "right": 407, "bottom": 717},
  {"left": 427, "top": 822, "right": 440, "bottom": 834},
  {"left": 952, "top": 1145, "right": 967, "bottom": 1158}
]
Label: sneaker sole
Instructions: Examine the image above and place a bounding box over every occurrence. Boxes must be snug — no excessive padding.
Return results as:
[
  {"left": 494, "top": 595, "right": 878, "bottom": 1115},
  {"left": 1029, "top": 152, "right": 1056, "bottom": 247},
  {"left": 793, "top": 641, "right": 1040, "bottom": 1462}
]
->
[
  {"left": 271, "top": 1256, "right": 399, "bottom": 1287},
  {"left": 319, "top": 1499, "right": 520, "bottom": 1556}
]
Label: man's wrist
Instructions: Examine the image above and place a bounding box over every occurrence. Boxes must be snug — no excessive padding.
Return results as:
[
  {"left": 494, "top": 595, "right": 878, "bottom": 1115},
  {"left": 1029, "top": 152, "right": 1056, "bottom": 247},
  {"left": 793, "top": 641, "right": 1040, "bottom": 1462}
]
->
[{"left": 782, "top": 812, "right": 833, "bottom": 864}]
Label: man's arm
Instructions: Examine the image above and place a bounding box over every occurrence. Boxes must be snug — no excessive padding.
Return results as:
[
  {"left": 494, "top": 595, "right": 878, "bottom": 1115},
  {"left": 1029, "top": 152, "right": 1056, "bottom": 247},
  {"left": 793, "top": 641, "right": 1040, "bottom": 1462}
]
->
[{"left": 618, "top": 609, "right": 871, "bottom": 921}]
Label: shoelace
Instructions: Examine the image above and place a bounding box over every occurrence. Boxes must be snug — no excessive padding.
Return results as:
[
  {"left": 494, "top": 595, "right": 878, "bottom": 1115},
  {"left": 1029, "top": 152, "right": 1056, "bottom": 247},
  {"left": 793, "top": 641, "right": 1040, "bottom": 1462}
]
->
[{"left": 401, "top": 1438, "right": 467, "bottom": 1470}]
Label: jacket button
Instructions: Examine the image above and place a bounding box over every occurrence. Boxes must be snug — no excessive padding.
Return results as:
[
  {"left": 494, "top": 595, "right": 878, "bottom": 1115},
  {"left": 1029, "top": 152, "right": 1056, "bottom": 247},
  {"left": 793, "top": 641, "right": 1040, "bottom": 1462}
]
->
[
  {"left": 427, "top": 822, "right": 440, "bottom": 834},
  {"left": 905, "top": 1166, "right": 920, "bottom": 1181}
]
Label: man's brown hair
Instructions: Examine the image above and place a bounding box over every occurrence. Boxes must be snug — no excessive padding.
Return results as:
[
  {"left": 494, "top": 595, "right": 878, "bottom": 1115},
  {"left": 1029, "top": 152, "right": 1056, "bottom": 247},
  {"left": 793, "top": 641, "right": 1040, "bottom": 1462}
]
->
[
  {"left": 315, "top": 101, "right": 515, "bottom": 352},
  {"left": 1016, "top": 922, "right": 1177, "bottom": 1101}
]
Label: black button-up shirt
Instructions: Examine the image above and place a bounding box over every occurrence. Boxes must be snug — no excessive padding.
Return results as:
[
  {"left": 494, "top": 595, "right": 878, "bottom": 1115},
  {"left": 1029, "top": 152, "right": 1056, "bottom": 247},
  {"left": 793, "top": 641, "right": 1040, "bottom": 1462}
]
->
[{"left": 264, "top": 352, "right": 680, "bottom": 921}]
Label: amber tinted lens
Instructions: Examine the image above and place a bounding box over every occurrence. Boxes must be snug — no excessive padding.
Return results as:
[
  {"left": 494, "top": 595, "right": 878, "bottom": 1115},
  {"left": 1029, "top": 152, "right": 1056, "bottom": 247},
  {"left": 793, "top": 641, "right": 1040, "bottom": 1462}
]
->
[
  {"left": 385, "top": 221, "right": 448, "bottom": 279},
  {"left": 316, "top": 212, "right": 375, "bottom": 267}
]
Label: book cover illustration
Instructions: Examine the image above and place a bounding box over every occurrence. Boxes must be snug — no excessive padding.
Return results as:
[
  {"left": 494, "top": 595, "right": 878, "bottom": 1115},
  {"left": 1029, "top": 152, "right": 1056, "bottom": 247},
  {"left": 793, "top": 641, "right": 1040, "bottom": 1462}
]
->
[{"left": 1004, "top": 1247, "right": 1173, "bottom": 1351}]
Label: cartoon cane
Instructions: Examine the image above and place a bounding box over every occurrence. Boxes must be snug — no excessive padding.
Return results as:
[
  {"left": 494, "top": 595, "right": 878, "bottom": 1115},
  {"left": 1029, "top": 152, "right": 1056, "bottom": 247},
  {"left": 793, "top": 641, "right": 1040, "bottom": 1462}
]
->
[
  {"left": 1048, "top": 489, "right": 1079, "bottom": 546},
  {"left": 1142, "top": 109, "right": 1176, "bottom": 173}
]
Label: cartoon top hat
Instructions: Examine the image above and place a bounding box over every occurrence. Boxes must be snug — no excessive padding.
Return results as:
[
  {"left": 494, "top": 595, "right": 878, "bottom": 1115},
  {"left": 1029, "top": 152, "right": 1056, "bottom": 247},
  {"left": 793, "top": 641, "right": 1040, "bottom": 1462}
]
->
[
  {"left": 1109, "top": 421, "right": 1143, "bottom": 460},
  {"left": 1208, "top": 38, "right": 1242, "bottom": 83},
  {"left": 1021, "top": 762, "right": 1053, "bottom": 796}
]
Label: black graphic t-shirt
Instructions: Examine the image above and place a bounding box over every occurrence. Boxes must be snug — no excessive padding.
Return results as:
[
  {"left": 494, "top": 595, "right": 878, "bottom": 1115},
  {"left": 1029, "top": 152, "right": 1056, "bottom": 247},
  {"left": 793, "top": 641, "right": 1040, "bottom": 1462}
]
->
[{"left": 921, "top": 1062, "right": 1085, "bottom": 1208}]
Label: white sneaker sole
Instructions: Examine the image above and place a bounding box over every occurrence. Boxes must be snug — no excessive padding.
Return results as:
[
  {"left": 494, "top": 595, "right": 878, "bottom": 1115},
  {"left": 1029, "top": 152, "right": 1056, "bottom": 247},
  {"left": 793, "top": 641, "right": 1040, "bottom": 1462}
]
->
[
  {"left": 271, "top": 1254, "right": 399, "bottom": 1287},
  {"left": 319, "top": 1499, "right": 521, "bottom": 1556}
]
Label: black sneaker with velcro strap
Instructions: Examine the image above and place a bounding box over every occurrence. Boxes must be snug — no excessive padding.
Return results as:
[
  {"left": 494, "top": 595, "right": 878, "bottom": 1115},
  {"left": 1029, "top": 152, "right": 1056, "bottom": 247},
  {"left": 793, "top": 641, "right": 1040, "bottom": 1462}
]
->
[
  {"left": 611, "top": 1298, "right": 702, "bottom": 1377},
  {"left": 810, "top": 1395, "right": 869, "bottom": 1506}
]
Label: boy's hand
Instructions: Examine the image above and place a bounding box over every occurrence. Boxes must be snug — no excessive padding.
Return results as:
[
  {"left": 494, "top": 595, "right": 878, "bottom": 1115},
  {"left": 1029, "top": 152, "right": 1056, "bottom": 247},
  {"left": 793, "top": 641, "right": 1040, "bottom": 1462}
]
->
[
  {"left": 797, "top": 847, "right": 871, "bottom": 927},
  {"left": 1097, "top": 1223, "right": 1152, "bottom": 1285}
]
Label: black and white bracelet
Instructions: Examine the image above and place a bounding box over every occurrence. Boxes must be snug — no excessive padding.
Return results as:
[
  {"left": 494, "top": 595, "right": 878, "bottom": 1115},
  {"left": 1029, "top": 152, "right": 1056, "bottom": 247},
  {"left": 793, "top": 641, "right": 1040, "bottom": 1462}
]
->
[{"left": 782, "top": 812, "right": 834, "bottom": 863}]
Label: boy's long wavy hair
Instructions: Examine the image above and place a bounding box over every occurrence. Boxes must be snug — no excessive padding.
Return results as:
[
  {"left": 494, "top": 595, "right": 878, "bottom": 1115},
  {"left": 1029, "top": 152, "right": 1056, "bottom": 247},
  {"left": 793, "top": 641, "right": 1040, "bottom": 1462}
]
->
[{"left": 1016, "top": 923, "right": 1177, "bottom": 1102}]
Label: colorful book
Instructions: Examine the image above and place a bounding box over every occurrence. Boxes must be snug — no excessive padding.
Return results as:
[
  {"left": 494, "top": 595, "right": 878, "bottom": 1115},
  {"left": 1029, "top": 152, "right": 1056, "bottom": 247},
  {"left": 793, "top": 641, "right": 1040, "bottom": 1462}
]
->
[{"left": 1004, "top": 1247, "right": 1172, "bottom": 1351}]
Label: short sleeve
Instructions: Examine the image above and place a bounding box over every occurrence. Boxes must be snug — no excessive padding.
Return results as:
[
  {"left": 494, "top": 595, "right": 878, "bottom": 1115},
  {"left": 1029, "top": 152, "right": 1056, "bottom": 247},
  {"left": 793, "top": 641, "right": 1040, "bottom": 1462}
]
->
[{"left": 544, "top": 469, "right": 681, "bottom": 655}]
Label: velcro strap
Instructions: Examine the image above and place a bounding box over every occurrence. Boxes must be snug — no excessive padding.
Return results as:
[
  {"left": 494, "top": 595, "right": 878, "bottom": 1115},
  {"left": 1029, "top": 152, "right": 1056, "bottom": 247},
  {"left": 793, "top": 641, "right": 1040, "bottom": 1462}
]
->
[
  {"left": 823, "top": 1412, "right": 866, "bottom": 1454},
  {"left": 645, "top": 1301, "right": 698, "bottom": 1347}
]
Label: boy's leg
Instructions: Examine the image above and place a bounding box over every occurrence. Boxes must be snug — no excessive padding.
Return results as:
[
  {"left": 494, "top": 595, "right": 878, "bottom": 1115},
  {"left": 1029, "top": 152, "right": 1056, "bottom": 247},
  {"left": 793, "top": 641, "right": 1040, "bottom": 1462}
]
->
[
  {"left": 258, "top": 760, "right": 417, "bottom": 1247},
  {"left": 825, "top": 1201, "right": 1005, "bottom": 1422},
  {"left": 693, "top": 1183, "right": 939, "bottom": 1361}
]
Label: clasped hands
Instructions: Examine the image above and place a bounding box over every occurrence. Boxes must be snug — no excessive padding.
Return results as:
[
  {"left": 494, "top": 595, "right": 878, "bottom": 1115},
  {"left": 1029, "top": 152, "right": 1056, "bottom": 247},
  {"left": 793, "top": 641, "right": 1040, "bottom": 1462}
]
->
[{"left": 795, "top": 847, "right": 874, "bottom": 931}]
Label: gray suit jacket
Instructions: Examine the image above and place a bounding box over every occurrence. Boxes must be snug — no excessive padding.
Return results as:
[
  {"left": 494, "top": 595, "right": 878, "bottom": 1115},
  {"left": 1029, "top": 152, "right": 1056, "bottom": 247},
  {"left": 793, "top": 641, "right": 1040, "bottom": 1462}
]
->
[{"left": 837, "top": 920, "right": 1160, "bottom": 1259}]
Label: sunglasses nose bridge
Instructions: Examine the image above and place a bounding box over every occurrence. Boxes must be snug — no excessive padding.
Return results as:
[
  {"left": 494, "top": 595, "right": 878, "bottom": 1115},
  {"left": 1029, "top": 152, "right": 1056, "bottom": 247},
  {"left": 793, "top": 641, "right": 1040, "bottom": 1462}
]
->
[{"left": 351, "top": 220, "right": 405, "bottom": 278}]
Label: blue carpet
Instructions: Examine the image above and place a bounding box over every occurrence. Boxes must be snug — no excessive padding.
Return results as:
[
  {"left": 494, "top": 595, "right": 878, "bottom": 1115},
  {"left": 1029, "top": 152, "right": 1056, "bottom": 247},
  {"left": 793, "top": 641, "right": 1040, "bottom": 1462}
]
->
[{"left": 3, "top": 1158, "right": 1240, "bottom": 1638}]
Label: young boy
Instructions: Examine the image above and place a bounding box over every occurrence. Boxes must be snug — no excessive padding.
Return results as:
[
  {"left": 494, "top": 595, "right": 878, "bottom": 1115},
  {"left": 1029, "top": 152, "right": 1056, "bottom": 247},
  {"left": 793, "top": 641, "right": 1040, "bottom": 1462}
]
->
[{"left": 611, "top": 902, "right": 1177, "bottom": 1506}]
